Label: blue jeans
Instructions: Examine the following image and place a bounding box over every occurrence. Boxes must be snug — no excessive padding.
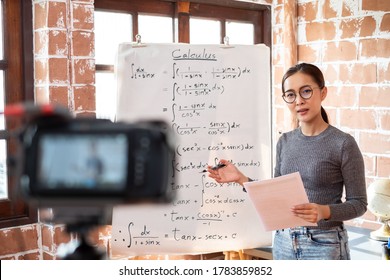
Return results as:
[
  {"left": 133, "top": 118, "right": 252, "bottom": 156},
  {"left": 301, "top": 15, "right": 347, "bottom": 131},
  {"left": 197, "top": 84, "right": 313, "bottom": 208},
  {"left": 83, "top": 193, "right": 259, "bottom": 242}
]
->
[{"left": 273, "top": 225, "right": 350, "bottom": 260}]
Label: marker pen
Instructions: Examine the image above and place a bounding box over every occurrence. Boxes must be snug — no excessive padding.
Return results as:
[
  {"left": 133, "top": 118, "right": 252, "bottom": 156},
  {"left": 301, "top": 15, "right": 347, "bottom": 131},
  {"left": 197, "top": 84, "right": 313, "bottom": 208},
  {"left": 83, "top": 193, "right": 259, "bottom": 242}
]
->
[{"left": 200, "top": 163, "right": 226, "bottom": 173}]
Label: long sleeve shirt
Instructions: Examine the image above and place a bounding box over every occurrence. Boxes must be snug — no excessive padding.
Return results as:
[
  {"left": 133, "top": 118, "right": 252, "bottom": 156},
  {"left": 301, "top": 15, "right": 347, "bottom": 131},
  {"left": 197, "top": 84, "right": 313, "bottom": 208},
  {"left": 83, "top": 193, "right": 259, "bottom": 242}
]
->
[{"left": 274, "top": 125, "right": 367, "bottom": 229}]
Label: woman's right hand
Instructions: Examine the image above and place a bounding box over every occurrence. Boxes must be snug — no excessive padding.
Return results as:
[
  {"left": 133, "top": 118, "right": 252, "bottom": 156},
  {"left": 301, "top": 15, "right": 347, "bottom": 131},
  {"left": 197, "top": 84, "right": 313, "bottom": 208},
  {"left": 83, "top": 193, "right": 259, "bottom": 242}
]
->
[{"left": 207, "top": 159, "right": 249, "bottom": 186}]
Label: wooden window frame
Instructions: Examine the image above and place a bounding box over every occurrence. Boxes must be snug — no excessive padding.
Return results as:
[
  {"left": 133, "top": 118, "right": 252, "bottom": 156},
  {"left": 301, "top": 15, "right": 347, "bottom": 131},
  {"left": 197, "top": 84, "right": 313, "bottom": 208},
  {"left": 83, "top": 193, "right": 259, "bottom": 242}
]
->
[
  {"left": 94, "top": 0, "right": 271, "bottom": 72},
  {"left": 0, "top": 0, "right": 36, "bottom": 228}
]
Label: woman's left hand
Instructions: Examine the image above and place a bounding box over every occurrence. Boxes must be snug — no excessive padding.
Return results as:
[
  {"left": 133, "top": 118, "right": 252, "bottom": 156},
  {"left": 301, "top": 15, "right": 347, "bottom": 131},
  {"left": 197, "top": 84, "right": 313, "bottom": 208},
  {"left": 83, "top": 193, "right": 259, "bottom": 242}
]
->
[{"left": 291, "top": 203, "right": 330, "bottom": 223}]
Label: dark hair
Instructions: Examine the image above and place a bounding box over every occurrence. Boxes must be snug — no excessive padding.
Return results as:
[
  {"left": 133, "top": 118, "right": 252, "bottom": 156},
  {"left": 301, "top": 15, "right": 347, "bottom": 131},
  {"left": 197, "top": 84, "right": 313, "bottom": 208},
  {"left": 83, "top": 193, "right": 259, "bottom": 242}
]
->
[{"left": 281, "top": 63, "right": 329, "bottom": 127}]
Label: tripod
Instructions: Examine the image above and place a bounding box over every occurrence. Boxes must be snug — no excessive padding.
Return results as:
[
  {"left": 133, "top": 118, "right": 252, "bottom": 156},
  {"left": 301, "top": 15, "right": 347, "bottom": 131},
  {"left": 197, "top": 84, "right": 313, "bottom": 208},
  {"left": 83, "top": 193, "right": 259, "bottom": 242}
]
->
[{"left": 60, "top": 223, "right": 107, "bottom": 260}]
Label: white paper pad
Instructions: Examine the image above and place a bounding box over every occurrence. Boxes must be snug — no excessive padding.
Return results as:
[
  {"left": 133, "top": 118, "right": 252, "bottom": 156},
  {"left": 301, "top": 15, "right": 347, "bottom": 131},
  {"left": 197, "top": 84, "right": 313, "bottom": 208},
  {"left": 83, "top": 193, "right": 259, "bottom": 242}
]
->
[{"left": 243, "top": 172, "right": 317, "bottom": 231}]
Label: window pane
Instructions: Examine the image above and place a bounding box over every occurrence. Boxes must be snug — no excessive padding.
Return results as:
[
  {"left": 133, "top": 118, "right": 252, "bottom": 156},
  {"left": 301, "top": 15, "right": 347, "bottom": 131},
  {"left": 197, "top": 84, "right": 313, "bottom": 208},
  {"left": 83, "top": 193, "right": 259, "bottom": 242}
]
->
[
  {"left": 190, "top": 18, "right": 220, "bottom": 44},
  {"left": 0, "top": 139, "right": 7, "bottom": 199},
  {"left": 138, "top": 14, "right": 173, "bottom": 43},
  {"left": 226, "top": 21, "right": 254, "bottom": 45},
  {"left": 0, "top": 71, "right": 6, "bottom": 199},
  {"left": 0, "top": 1, "right": 3, "bottom": 59},
  {"left": 95, "top": 72, "right": 116, "bottom": 121},
  {"left": 95, "top": 11, "right": 132, "bottom": 65}
]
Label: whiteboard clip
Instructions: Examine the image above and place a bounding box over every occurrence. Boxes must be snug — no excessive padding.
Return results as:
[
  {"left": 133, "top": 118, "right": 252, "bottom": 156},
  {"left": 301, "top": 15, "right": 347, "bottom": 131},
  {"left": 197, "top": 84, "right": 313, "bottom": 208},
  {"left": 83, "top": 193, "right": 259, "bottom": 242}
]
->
[
  {"left": 221, "top": 36, "right": 234, "bottom": 49},
  {"left": 132, "top": 34, "right": 147, "bottom": 48}
]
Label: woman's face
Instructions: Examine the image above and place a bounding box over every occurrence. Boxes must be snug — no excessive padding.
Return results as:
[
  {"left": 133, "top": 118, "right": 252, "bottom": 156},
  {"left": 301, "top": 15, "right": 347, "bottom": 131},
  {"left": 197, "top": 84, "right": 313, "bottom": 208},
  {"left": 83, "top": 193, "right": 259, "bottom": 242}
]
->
[{"left": 282, "top": 72, "right": 327, "bottom": 125}]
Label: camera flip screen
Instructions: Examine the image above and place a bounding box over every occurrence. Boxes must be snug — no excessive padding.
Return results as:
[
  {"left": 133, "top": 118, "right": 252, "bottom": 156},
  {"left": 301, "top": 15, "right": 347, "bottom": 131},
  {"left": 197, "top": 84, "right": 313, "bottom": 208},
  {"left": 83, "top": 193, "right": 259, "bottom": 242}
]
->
[{"left": 37, "top": 134, "right": 128, "bottom": 192}]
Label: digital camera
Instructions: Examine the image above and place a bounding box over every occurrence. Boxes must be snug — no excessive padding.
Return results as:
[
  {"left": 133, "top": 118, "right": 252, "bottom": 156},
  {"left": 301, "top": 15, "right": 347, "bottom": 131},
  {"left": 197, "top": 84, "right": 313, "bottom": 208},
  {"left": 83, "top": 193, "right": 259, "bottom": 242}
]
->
[{"left": 7, "top": 104, "right": 176, "bottom": 225}]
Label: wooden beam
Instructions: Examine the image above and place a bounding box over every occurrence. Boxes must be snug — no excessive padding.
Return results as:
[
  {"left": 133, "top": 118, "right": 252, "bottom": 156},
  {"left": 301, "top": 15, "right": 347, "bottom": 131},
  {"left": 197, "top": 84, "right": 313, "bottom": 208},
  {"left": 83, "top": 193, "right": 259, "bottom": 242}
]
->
[
  {"left": 177, "top": 1, "right": 190, "bottom": 43},
  {"left": 283, "top": 0, "right": 297, "bottom": 69}
]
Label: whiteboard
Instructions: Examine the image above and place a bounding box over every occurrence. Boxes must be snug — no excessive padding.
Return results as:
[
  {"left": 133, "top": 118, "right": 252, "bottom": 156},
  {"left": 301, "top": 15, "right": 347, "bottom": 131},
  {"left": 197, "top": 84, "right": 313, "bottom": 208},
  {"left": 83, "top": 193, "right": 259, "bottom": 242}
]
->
[{"left": 112, "top": 43, "right": 272, "bottom": 257}]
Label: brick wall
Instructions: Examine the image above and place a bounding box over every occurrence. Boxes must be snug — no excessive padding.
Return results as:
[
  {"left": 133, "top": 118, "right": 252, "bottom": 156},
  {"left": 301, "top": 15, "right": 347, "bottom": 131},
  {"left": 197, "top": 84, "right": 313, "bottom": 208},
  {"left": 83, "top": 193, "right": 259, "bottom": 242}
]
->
[
  {"left": 34, "top": 0, "right": 95, "bottom": 115},
  {"left": 0, "top": 0, "right": 389, "bottom": 259}
]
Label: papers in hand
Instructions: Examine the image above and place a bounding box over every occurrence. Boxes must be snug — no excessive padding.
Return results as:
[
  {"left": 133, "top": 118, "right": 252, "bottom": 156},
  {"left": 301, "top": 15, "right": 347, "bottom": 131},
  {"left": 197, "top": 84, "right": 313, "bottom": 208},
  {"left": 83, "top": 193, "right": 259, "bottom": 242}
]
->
[{"left": 243, "top": 172, "right": 317, "bottom": 231}]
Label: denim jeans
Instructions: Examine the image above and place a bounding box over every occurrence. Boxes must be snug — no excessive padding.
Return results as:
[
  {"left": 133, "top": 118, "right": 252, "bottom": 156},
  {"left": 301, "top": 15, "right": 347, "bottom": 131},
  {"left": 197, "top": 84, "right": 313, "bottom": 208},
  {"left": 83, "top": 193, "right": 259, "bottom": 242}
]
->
[{"left": 273, "top": 225, "right": 350, "bottom": 260}]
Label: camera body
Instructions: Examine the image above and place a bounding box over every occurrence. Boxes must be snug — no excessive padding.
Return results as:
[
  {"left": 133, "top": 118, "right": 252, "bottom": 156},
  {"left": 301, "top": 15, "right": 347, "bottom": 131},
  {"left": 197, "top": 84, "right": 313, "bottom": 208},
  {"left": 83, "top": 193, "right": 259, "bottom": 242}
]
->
[{"left": 16, "top": 109, "right": 175, "bottom": 225}]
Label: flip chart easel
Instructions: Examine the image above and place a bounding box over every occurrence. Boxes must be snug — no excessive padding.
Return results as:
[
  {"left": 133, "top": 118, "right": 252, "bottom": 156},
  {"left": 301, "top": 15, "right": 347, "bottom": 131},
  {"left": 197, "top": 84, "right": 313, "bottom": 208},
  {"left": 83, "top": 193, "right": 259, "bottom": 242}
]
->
[{"left": 111, "top": 42, "right": 272, "bottom": 258}]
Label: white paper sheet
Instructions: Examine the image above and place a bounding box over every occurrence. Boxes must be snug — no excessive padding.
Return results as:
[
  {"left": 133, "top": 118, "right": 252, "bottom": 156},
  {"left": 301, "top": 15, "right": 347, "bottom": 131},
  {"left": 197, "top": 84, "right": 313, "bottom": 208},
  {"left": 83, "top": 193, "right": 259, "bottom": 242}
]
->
[{"left": 243, "top": 172, "right": 317, "bottom": 231}]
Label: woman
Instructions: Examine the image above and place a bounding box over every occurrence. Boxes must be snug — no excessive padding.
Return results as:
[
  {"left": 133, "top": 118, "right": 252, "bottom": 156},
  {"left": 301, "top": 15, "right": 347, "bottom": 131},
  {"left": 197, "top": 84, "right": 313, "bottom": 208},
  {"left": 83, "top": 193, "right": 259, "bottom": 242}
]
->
[{"left": 207, "top": 63, "right": 367, "bottom": 260}]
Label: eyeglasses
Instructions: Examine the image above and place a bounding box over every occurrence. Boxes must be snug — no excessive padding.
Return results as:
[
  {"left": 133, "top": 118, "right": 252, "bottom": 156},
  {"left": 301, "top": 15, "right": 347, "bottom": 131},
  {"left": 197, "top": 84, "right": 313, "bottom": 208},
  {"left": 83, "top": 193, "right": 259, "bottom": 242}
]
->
[{"left": 282, "top": 85, "right": 321, "bottom": 104}]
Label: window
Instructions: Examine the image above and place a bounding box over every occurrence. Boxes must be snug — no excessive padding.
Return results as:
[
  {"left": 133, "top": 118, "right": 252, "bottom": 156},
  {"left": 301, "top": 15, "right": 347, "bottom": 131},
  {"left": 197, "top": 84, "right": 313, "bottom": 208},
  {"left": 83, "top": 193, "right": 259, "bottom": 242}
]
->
[
  {"left": 94, "top": 11, "right": 132, "bottom": 120},
  {"left": 94, "top": 0, "right": 271, "bottom": 119},
  {"left": 190, "top": 18, "right": 220, "bottom": 44},
  {"left": 0, "top": 0, "right": 8, "bottom": 204},
  {"left": 138, "top": 14, "right": 173, "bottom": 43},
  {"left": 94, "top": 0, "right": 177, "bottom": 120},
  {"left": 0, "top": 0, "right": 35, "bottom": 228},
  {"left": 226, "top": 21, "right": 255, "bottom": 45},
  {"left": 0, "top": 2, "right": 6, "bottom": 199}
]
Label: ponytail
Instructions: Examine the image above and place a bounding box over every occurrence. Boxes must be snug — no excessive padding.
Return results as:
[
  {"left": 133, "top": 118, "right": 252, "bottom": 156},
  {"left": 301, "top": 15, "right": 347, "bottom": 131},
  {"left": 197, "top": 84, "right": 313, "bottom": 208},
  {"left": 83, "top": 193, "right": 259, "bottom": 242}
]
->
[{"left": 321, "top": 106, "right": 329, "bottom": 124}]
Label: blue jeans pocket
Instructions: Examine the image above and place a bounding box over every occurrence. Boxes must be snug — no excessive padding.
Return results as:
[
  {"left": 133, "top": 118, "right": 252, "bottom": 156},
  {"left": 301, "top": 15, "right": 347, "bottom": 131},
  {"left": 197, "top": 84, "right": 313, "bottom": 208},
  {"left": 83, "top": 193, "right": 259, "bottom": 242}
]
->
[{"left": 307, "top": 230, "right": 340, "bottom": 246}]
